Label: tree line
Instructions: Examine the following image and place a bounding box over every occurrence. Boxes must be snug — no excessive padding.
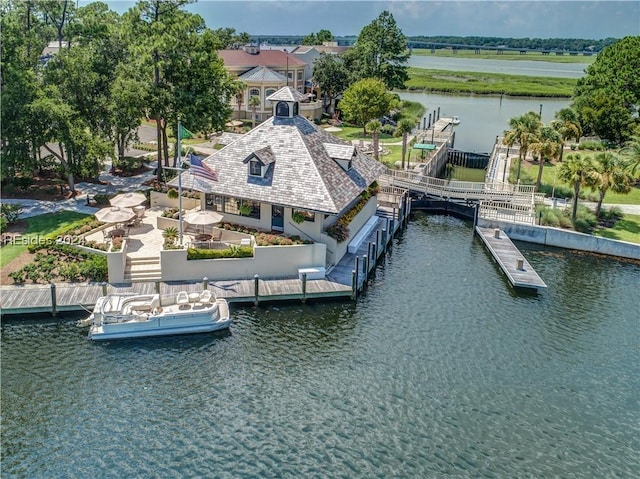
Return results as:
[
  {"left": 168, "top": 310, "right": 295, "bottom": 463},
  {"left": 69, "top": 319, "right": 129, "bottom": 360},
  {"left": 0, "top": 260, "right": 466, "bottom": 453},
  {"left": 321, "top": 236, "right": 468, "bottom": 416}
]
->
[
  {"left": 251, "top": 35, "right": 619, "bottom": 52},
  {"left": 1, "top": 0, "right": 248, "bottom": 194},
  {"left": 405, "top": 36, "right": 619, "bottom": 52}
]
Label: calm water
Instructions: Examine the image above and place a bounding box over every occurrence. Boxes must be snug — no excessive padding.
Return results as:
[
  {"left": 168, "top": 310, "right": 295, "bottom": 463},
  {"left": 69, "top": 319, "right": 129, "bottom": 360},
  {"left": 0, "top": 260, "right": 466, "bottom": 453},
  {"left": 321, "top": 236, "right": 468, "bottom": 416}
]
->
[
  {"left": 3, "top": 215, "right": 639, "bottom": 478},
  {"left": 399, "top": 91, "right": 571, "bottom": 153},
  {"left": 408, "top": 55, "right": 589, "bottom": 78}
]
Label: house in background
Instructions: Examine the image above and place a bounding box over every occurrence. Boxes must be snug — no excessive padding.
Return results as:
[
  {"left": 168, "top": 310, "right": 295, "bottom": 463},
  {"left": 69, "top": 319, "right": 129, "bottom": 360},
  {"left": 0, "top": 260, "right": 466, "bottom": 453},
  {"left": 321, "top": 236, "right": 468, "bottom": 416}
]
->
[
  {"left": 218, "top": 45, "right": 323, "bottom": 122},
  {"left": 170, "top": 86, "right": 386, "bottom": 268},
  {"left": 289, "top": 42, "right": 349, "bottom": 101}
]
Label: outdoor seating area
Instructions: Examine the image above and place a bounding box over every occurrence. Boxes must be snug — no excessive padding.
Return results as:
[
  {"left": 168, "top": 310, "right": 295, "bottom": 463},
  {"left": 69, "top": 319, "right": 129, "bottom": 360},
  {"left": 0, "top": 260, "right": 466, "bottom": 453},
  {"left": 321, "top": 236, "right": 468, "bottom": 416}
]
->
[{"left": 82, "top": 205, "right": 254, "bottom": 258}]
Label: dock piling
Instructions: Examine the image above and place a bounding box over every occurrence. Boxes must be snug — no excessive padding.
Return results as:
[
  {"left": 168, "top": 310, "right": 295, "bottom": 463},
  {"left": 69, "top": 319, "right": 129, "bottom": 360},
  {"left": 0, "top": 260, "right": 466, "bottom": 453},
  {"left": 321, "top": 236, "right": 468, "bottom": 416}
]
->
[
  {"left": 301, "top": 272, "right": 307, "bottom": 303},
  {"left": 203, "top": 277, "right": 209, "bottom": 290},
  {"left": 50, "top": 283, "right": 57, "bottom": 317},
  {"left": 254, "top": 274, "right": 260, "bottom": 306}
]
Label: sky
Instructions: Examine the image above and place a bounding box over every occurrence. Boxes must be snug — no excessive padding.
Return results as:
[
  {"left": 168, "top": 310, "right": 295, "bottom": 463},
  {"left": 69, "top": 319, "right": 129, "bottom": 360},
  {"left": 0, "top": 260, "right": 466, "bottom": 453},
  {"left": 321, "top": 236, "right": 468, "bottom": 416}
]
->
[{"left": 84, "top": 1, "right": 640, "bottom": 39}]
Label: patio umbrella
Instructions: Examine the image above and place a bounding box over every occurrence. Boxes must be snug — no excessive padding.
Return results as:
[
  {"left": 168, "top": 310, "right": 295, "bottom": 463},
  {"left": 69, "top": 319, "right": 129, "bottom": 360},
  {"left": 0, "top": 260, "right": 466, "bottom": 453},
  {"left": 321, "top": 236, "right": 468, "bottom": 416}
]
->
[
  {"left": 109, "top": 192, "right": 146, "bottom": 208},
  {"left": 183, "top": 210, "right": 223, "bottom": 227},
  {"left": 94, "top": 206, "right": 136, "bottom": 224},
  {"left": 225, "top": 120, "right": 243, "bottom": 128}
]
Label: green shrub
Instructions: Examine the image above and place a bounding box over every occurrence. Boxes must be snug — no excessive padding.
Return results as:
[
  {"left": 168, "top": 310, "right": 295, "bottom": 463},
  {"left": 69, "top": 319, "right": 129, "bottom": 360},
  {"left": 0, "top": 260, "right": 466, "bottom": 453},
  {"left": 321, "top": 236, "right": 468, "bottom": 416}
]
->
[
  {"left": 540, "top": 208, "right": 560, "bottom": 227},
  {"left": 326, "top": 222, "right": 350, "bottom": 242},
  {"left": 187, "top": 246, "right": 253, "bottom": 260},
  {"left": 167, "top": 189, "right": 179, "bottom": 199},
  {"left": 93, "top": 194, "right": 111, "bottom": 205},
  {"left": 578, "top": 140, "right": 604, "bottom": 151},
  {"left": 59, "top": 263, "right": 83, "bottom": 282},
  {"left": 1, "top": 203, "right": 23, "bottom": 223},
  {"left": 79, "top": 256, "right": 108, "bottom": 281},
  {"left": 574, "top": 218, "right": 592, "bottom": 233},
  {"left": 9, "top": 270, "right": 25, "bottom": 284},
  {"left": 0, "top": 216, "right": 7, "bottom": 234}
]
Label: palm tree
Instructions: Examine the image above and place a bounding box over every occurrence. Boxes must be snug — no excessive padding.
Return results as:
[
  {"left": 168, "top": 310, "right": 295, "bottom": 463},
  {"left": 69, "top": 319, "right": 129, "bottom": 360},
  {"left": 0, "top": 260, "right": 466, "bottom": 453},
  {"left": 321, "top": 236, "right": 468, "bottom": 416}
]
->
[
  {"left": 366, "top": 119, "right": 382, "bottom": 161},
  {"left": 232, "top": 80, "right": 247, "bottom": 119},
  {"left": 551, "top": 107, "right": 582, "bottom": 163},
  {"left": 530, "top": 125, "right": 562, "bottom": 191},
  {"left": 587, "top": 152, "right": 633, "bottom": 217},
  {"left": 620, "top": 135, "right": 640, "bottom": 179},
  {"left": 557, "top": 153, "right": 593, "bottom": 222},
  {"left": 249, "top": 95, "right": 261, "bottom": 129},
  {"left": 396, "top": 118, "right": 416, "bottom": 170},
  {"left": 502, "top": 111, "right": 542, "bottom": 182}
]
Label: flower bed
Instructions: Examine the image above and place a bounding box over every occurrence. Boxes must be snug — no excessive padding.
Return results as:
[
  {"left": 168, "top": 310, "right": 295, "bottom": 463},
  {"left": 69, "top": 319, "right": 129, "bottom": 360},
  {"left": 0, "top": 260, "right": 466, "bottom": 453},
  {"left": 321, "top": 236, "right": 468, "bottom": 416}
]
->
[{"left": 219, "top": 222, "right": 313, "bottom": 246}]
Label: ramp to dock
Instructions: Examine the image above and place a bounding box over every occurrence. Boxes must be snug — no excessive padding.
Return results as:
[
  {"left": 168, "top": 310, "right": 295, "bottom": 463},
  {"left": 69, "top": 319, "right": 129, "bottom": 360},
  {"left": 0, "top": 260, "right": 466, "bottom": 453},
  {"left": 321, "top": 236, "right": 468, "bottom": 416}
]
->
[{"left": 475, "top": 226, "right": 547, "bottom": 290}]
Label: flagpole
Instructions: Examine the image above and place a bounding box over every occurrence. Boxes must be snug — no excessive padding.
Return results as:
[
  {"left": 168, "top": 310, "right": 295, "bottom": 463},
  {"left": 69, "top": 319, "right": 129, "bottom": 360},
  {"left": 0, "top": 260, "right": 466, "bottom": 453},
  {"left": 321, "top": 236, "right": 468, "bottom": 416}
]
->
[
  {"left": 177, "top": 119, "right": 183, "bottom": 245},
  {"left": 163, "top": 120, "right": 184, "bottom": 245}
]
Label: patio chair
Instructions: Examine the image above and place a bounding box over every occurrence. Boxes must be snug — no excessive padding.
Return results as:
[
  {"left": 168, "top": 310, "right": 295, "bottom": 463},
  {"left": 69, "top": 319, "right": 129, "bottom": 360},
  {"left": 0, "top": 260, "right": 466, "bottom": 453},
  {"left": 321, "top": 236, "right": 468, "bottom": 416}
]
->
[
  {"left": 176, "top": 291, "right": 189, "bottom": 307},
  {"left": 199, "top": 290, "right": 213, "bottom": 304}
]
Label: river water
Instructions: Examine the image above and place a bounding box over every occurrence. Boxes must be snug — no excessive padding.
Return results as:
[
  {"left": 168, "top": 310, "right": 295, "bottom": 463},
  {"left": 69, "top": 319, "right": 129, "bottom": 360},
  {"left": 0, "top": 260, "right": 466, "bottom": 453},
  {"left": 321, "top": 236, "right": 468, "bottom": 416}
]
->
[
  {"left": 399, "top": 91, "right": 571, "bottom": 153},
  {"left": 3, "top": 215, "right": 639, "bottom": 478},
  {"left": 402, "top": 55, "right": 583, "bottom": 153}
]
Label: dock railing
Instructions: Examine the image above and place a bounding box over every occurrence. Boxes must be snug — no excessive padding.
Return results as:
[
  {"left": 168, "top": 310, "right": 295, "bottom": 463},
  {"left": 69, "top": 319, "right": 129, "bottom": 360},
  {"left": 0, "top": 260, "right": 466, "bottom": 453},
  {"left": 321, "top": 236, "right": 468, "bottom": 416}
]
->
[{"left": 478, "top": 200, "right": 536, "bottom": 225}]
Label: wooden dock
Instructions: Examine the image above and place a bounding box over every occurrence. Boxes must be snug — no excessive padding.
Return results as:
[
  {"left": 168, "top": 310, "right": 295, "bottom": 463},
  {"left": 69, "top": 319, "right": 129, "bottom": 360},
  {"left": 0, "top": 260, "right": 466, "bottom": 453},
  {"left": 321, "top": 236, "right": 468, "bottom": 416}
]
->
[
  {"left": 0, "top": 194, "right": 412, "bottom": 317},
  {"left": 475, "top": 226, "right": 547, "bottom": 290}
]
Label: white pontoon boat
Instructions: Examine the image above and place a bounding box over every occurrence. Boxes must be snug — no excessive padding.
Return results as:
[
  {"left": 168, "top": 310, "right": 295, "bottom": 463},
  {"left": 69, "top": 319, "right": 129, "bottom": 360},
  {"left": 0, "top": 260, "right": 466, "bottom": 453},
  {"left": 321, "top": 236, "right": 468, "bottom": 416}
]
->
[{"left": 80, "top": 290, "right": 230, "bottom": 340}]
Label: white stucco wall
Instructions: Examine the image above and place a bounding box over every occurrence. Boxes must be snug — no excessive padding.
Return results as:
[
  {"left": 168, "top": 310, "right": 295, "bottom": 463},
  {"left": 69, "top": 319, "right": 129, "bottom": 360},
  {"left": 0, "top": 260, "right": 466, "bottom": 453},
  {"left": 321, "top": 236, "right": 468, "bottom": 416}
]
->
[
  {"left": 160, "top": 243, "right": 327, "bottom": 281},
  {"left": 150, "top": 191, "right": 201, "bottom": 210},
  {"left": 106, "top": 239, "right": 127, "bottom": 283}
]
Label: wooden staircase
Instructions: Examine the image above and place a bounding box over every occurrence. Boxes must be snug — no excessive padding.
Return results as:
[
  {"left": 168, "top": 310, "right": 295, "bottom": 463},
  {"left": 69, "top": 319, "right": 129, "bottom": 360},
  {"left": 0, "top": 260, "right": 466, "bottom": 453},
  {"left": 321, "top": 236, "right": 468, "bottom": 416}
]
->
[{"left": 124, "top": 256, "right": 162, "bottom": 283}]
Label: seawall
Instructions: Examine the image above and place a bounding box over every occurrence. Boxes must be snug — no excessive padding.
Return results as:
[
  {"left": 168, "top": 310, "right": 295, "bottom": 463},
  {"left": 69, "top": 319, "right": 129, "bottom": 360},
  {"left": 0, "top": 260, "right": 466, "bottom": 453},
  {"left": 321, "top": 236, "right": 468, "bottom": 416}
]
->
[{"left": 477, "top": 218, "right": 640, "bottom": 260}]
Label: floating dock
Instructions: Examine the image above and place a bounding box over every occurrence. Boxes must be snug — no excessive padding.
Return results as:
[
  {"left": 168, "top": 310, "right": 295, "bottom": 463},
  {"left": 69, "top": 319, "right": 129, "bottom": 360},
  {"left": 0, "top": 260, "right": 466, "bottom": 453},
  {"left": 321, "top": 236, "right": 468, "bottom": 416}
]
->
[{"left": 475, "top": 226, "right": 547, "bottom": 290}]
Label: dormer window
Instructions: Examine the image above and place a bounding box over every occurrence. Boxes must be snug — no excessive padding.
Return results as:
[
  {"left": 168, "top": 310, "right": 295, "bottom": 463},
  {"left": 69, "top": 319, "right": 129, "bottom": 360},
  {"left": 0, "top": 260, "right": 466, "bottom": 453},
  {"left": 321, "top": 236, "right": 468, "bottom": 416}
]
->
[
  {"left": 323, "top": 143, "right": 355, "bottom": 172},
  {"left": 249, "top": 160, "right": 262, "bottom": 177},
  {"left": 244, "top": 146, "right": 275, "bottom": 179}
]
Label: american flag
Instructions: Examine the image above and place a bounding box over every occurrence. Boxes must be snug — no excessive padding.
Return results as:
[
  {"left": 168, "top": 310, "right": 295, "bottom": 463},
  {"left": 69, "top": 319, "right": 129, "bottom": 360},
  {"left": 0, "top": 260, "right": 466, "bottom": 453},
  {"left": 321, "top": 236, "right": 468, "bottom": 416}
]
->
[{"left": 189, "top": 154, "right": 218, "bottom": 182}]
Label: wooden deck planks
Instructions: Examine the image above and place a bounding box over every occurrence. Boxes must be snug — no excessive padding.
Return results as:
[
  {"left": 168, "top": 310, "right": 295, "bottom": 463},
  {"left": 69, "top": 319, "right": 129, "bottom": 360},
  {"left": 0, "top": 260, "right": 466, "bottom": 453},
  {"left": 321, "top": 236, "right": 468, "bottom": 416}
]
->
[
  {"left": 475, "top": 226, "right": 547, "bottom": 290},
  {"left": 0, "top": 276, "right": 355, "bottom": 316},
  {"left": 1, "top": 209, "right": 405, "bottom": 317}
]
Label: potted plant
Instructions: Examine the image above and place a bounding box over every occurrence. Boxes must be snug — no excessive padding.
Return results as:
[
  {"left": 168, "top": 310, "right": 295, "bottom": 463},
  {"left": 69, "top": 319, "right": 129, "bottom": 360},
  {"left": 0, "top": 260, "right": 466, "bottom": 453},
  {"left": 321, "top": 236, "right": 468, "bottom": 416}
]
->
[
  {"left": 162, "top": 226, "right": 179, "bottom": 248},
  {"left": 238, "top": 203, "right": 251, "bottom": 216}
]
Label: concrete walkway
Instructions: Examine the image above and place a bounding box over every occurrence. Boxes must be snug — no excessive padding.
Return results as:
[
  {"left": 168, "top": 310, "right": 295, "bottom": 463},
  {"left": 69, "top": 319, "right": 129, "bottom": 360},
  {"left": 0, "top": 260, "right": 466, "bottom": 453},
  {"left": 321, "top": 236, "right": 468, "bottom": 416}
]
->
[{"left": 2, "top": 158, "right": 157, "bottom": 219}]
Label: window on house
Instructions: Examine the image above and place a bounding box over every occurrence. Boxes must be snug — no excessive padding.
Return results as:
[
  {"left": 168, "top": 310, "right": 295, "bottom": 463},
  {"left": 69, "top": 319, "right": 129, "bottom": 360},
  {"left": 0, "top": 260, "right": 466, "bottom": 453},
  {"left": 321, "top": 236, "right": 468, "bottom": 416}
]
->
[
  {"left": 205, "top": 194, "right": 224, "bottom": 212},
  {"left": 293, "top": 209, "right": 314, "bottom": 222},
  {"left": 297, "top": 71, "right": 303, "bottom": 83},
  {"left": 266, "top": 89, "right": 276, "bottom": 98},
  {"left": 249, "top": 88, "right": 260, "bottom": 98},
  {"left": 242, "top": 200, "right": 261, "bottom": 219},
  {"left": 249, "top": 160, "right": 262, "bottom": 177}
]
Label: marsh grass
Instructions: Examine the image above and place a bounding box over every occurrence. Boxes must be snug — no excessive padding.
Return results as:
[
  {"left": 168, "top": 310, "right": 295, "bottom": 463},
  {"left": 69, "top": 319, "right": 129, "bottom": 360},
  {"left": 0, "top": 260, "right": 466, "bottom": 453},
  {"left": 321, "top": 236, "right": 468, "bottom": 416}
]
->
[
  {"left": 411, "top": 48, "right": 596, "bottom": 64},
  {"left": 405, "top": 67, "right": 576, "bottom": 97}
]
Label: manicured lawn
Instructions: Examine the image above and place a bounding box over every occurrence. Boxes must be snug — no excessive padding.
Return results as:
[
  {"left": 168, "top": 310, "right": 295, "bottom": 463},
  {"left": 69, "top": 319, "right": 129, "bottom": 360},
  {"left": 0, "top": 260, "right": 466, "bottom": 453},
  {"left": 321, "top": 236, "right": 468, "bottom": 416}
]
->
[
  {"left": 329, "top": 125, "right": 398, "bottom": 143},
  {"left": 411, "top": 48, "right": 596, "bottom": 64},
  {"left": 0, "top": 211, "right": 90, "bottom": 268},
  {"left": 522, "top": 162, "right": 640, "bottom": 205},
  {"left": 405, "top": 67, "right": 576, "bottom": 97},
  {"left": 594, "top": 214, "right": 640, "bottom": 244}
]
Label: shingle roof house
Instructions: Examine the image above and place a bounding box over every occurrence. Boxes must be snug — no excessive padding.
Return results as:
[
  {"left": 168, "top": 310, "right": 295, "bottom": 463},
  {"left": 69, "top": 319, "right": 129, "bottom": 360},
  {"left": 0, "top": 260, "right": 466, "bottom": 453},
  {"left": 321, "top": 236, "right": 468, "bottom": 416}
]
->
[{"left": 171, "top": 87, "right": 385, "bottom": 263}]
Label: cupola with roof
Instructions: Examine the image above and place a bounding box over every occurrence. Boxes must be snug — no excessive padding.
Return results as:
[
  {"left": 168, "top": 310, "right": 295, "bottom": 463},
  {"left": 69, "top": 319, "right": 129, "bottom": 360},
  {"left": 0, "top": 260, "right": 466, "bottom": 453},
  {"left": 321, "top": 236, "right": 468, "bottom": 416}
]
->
[{"left": 266, "top": 86, "right": 306, "bottom": 119}]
